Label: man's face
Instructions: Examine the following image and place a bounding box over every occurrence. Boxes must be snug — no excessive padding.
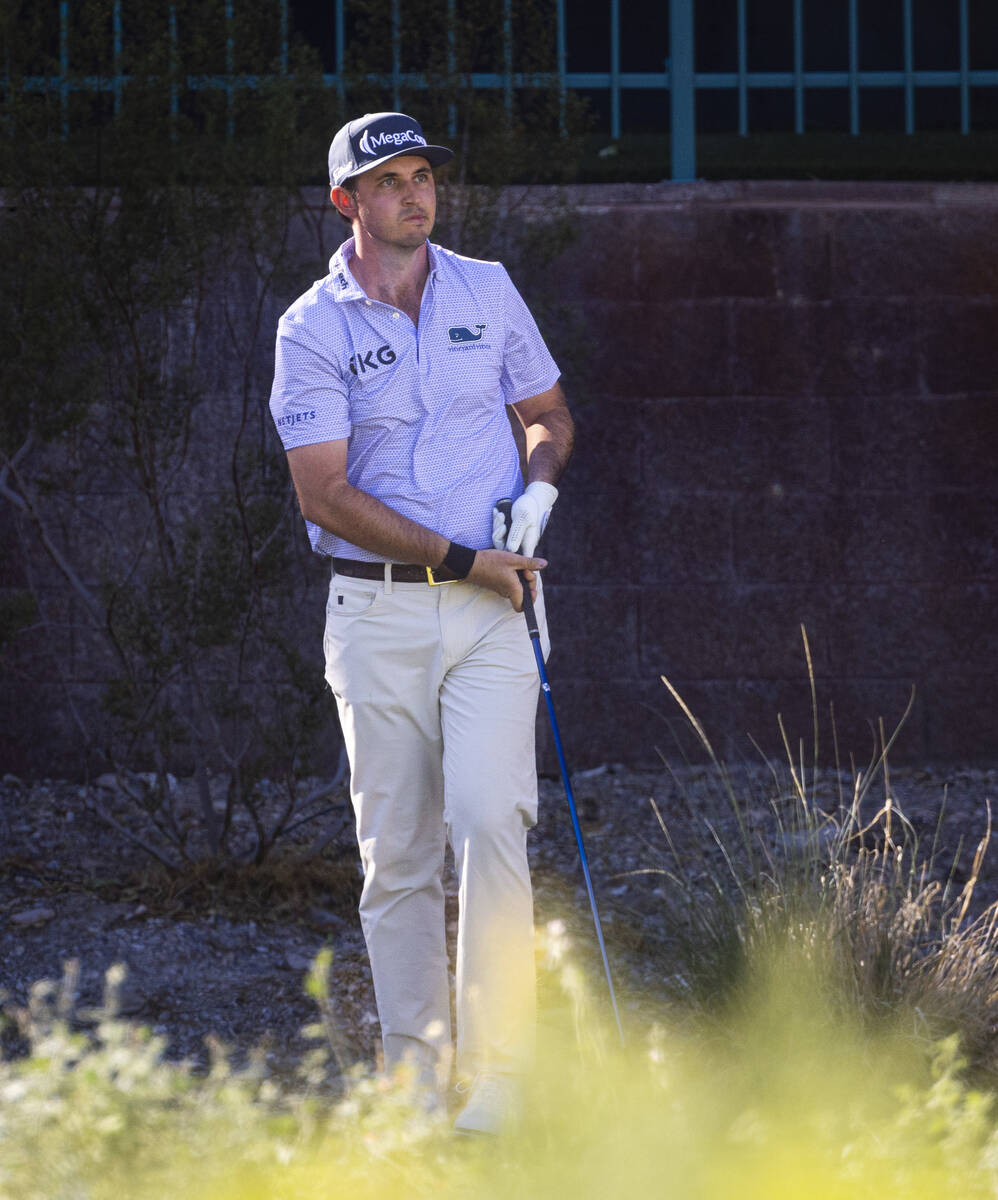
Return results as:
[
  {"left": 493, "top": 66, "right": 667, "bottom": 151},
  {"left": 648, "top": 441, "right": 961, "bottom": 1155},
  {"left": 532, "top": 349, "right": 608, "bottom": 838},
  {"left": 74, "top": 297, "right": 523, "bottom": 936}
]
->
[{"left": 340, "top": 154, "right": 436, "bottom": 249}]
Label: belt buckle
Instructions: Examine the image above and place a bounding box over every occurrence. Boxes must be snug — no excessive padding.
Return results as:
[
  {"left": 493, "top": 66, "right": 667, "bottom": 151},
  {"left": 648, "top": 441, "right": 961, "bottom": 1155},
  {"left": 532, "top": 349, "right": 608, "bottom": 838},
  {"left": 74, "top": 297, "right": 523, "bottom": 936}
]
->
[{"left": 425, "top": 566, "right": 459, "bottom": 586}]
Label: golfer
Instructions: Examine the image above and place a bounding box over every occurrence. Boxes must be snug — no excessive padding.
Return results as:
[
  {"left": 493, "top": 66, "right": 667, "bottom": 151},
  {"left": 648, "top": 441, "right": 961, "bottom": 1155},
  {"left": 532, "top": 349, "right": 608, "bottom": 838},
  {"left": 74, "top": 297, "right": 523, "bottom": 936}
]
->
[{"left": 269, "top": 112, "right": 573, "bottom": 1134}]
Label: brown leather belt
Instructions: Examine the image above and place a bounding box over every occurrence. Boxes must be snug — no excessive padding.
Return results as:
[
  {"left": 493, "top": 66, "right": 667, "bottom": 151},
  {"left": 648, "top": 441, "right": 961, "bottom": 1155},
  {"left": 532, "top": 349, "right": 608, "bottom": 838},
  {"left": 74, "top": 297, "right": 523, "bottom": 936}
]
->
[{"left": 332, "top": 557, "right": 463, "bottom": 585}]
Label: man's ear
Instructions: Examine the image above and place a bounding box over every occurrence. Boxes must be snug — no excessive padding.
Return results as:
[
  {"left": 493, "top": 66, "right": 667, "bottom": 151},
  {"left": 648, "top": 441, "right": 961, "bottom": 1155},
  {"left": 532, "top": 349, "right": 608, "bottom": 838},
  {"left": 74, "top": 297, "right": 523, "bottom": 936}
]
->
[{"left": 330, "top": 186, "right": 355, "bottom": 220}]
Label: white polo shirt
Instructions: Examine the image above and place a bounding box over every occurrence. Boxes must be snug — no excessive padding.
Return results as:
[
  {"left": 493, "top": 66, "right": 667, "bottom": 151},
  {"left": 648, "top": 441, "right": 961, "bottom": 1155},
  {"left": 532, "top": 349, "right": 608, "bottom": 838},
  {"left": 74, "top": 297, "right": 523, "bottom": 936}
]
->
[{"left": 270, "top": 238, "right": 560, "bottom": 562}]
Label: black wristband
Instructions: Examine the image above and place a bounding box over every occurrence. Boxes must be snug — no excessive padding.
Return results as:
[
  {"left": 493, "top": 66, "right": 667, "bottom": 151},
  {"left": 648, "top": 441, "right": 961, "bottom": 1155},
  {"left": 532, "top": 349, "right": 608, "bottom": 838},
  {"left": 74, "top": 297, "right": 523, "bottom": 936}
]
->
[{"left": 442, "top": 541, "right": 477, "bottom": 579}]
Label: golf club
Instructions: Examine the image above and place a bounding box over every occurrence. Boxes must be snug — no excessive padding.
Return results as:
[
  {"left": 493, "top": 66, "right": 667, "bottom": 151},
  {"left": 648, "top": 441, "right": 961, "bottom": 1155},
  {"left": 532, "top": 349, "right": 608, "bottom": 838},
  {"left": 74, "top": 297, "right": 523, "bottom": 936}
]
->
[{"left": 497, "top": 497, "right": 625, "bottom": 1047}]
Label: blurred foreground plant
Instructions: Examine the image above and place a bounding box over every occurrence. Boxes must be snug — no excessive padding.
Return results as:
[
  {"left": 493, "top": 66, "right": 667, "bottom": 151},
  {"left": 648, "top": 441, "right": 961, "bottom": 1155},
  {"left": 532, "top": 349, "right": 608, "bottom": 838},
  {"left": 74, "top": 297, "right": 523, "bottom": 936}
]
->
[{"left": 4, "top": 933, "right": 998, "bottom": 1200}]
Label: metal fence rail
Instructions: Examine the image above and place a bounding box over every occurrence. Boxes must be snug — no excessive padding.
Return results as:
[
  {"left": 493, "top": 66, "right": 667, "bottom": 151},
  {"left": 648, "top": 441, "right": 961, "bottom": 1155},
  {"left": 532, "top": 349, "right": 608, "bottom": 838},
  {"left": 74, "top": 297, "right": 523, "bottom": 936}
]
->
[{"left": 11, "top": 0, "right": 998, "bottom": 181}]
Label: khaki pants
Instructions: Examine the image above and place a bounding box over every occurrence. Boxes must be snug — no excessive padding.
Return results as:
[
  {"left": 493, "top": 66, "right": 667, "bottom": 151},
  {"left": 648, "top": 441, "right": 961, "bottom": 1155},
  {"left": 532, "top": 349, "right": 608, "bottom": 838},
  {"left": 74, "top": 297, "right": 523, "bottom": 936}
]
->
[{"left": 323, "top": 565, "right": 548, "bottom": 1080}]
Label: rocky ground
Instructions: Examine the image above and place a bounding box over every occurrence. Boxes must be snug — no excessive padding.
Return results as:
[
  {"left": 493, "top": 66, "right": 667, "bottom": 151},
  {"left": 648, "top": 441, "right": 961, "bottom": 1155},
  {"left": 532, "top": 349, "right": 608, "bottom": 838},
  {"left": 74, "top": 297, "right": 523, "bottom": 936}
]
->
[{"left": 2, "top": 761, "right": 996, "bottom": 1083}]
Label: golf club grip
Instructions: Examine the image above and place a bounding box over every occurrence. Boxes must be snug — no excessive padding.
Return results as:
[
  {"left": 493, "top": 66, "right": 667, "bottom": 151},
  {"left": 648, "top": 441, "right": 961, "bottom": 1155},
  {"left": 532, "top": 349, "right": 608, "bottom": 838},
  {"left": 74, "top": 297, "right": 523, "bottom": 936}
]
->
[{"left": 496, "top": 497, "right": 540, "bottom": 638}]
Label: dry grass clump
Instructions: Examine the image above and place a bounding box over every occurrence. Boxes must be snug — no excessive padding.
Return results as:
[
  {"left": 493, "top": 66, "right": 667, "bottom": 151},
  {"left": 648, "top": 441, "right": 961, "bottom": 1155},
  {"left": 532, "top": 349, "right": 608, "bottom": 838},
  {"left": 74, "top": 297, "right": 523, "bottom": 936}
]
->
[{"left": 650, "top": 630, "right": 998, "bottom": 1086}]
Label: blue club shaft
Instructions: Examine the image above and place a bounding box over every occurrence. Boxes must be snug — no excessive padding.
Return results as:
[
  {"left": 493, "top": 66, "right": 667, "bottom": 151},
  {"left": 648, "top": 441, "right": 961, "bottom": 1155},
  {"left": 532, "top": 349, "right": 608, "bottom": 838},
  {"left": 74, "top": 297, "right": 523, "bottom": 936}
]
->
[
  {"left": 529, "top": 631, "right": 626, "bottom": 1046},
  {"left": 498, "top": 499, "right": 625, "bottom": 1047}
]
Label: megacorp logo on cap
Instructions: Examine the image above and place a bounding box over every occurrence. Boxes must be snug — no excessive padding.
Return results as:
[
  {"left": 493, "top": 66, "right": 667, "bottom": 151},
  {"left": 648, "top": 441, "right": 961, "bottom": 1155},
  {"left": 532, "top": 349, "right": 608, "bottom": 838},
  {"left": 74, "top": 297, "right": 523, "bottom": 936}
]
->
[
  {"left": 358, "top": 127, "right": 428, "bottom": 157},
  {"left": 329, "top": 111, "right": 453, "bottom": 186}
]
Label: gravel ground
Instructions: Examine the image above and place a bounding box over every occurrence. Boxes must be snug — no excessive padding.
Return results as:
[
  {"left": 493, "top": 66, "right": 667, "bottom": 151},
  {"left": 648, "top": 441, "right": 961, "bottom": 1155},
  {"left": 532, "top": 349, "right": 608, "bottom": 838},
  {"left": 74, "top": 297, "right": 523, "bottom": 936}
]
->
[{"left": 2, "top": 761, "right": 996, "bottom": 1081}]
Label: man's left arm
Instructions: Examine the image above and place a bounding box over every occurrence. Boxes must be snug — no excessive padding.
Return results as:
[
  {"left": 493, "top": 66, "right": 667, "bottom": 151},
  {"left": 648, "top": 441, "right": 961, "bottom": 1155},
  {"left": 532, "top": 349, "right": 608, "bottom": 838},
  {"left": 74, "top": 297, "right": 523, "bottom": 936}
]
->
[
  {"left": 513, "top": 381, "right": 575, "bottom": 486},
  {"left": 500, "top": 382, "right": 575, "bottom": 555}
]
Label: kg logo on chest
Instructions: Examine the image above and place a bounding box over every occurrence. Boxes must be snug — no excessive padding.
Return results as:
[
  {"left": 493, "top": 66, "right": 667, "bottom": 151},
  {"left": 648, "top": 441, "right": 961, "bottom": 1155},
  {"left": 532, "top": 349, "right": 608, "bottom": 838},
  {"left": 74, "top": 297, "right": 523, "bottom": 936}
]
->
[{"left": 349, "top": 344, "right": 397, "bottom": 375}]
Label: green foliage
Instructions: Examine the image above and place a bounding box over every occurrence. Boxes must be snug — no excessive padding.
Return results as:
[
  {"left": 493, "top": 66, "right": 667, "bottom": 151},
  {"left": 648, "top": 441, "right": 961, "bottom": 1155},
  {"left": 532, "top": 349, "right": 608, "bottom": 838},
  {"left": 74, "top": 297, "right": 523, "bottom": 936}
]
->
[
  {"left": 0, "top": 0, "right": 325, "bottom": 188},
  {"left": 4, "top": 935, "right": 998, "bottom": 1199},
  {"left": 338, "top": 0, "right": 589, "bottom": 188},
  {"left": 0, "top": 0, "right": 588, "bottom": 189}
]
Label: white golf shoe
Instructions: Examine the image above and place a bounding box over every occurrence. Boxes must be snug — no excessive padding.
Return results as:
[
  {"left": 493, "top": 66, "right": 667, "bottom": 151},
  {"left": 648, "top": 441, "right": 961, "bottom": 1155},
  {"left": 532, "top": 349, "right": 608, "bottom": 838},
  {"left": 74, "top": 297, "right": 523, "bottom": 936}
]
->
[{"left": 452, "top": 1072, "right": 523, "bottom": 1135}]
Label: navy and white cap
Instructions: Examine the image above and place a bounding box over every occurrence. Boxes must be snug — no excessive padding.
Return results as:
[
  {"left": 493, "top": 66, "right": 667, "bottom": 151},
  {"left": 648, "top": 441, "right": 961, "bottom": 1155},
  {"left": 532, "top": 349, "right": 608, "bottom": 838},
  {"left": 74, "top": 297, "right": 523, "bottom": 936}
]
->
[{"left": 328, "top": 112, "right": 454, "bottom": 187}]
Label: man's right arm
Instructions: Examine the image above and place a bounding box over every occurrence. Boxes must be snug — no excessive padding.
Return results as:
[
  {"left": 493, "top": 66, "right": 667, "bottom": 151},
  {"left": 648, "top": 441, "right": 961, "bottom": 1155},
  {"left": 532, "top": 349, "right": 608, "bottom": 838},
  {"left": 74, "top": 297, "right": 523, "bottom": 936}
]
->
[{"left": 286, "top": 440, "right": 545, "bottom": 610}]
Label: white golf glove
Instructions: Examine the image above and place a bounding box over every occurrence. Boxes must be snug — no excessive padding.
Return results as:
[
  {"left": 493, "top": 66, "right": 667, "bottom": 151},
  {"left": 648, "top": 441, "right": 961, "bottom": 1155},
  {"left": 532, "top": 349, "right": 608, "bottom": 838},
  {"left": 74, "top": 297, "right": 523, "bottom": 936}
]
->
[{"left": 492, "top": 481, "right": 559, "bottom": 556}]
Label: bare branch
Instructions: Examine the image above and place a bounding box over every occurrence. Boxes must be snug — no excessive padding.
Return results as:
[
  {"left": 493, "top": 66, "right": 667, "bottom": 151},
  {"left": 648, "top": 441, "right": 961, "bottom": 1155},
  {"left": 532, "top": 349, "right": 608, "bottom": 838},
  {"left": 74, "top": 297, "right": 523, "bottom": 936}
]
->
[
  {"left": 81, "top": 791, "right": 181, "bottom": 872},
  {"left": 300, "top": 815, "right": 354, "bottom": 862},
  {"left": 0, "top": 446, "right": 103, "bottom": 622},
  {"left": 0, "top": 432, "right": 35, "bottom": 510}
]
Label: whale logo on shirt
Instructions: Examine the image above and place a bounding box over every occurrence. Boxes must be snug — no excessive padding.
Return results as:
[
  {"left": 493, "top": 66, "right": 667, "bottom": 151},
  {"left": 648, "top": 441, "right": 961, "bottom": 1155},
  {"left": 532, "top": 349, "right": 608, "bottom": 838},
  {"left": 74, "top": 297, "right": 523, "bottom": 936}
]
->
[{"left": 449, "top": 325, "right": 487, "bottom": 343}]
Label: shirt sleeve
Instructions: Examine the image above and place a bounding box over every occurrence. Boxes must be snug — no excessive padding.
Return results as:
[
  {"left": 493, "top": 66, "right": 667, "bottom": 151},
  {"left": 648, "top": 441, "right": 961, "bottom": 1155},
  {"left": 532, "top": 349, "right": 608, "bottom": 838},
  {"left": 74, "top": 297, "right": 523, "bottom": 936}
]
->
[
  {"left": 498, "top": 267, "right": 561, "bottom": 406},
  {"left": 269, "top": 313, "right": 352, "bottom": 451}
]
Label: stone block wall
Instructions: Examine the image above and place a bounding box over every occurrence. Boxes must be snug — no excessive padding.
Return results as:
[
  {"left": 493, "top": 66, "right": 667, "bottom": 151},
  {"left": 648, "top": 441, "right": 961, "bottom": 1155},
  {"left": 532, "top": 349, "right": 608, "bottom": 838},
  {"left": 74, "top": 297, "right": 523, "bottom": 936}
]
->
[
  {"left": 535, "top": 181, "right": 998, "bottom": 771},
  {"left": 2, "top": 181, "right": 996, "bottom": 776}
]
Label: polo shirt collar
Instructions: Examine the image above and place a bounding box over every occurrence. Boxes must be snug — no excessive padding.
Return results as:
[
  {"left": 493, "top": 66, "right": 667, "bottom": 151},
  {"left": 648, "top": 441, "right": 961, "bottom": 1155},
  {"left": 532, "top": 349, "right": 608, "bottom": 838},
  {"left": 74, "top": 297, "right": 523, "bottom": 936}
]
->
[
  {"left": 327, "top": 236, "right": 440, "bottom": 303},
  {"left": 425, "top": 240, "right": 441, "bottom": 281},
  {"left": 327, "top": 238, "right": 366, "bottom": 303}
]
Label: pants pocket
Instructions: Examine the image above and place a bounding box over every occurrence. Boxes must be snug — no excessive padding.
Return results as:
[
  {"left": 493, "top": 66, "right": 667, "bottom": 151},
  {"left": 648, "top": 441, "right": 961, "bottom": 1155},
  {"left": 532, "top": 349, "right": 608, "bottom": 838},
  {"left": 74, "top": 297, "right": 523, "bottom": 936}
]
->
[
  {"left": 327, "top": 580, "right": 380, "bottom": 617},
  {"left": 323, "top": 577, "right": 383, "bottom": 694}
]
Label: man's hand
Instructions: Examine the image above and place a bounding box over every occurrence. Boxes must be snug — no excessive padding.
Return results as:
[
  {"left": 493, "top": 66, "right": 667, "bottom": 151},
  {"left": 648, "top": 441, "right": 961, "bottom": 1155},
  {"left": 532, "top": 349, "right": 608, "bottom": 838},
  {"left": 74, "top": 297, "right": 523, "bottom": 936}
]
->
[
  {"left": 491, "top": 481, "right": 558, "bottom": 556},
  {"left": 468, "top": 548, "right": 545, "bottom": 611}
]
